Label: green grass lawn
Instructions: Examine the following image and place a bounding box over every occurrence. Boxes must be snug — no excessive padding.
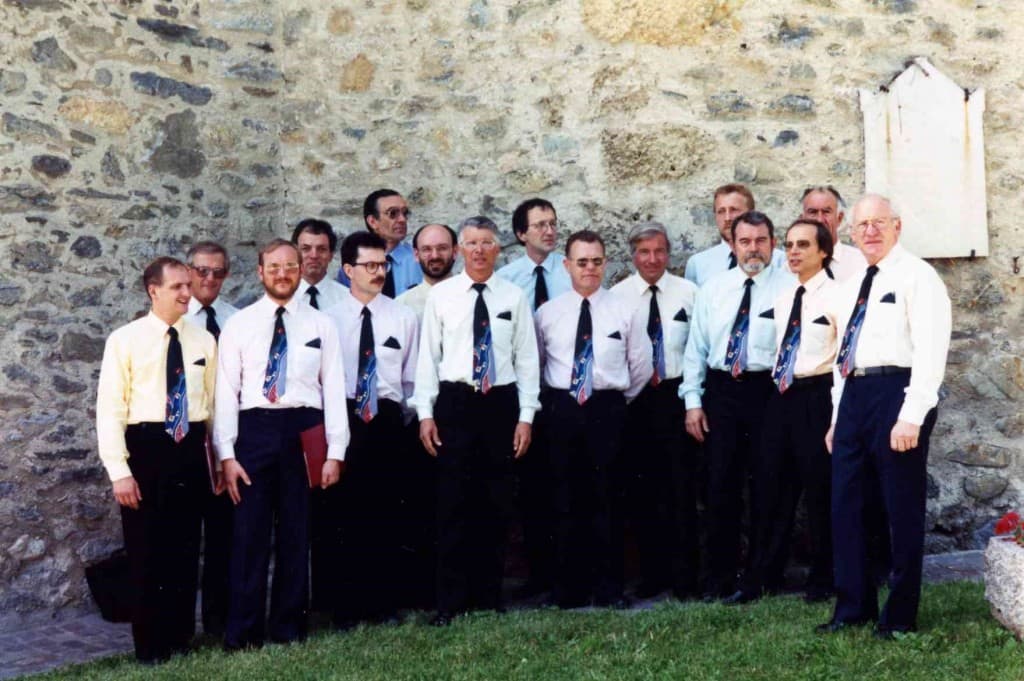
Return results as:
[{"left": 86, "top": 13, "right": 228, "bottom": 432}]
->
[{"left": 27, "top": 582, "right": 1023, "bottom": 681}]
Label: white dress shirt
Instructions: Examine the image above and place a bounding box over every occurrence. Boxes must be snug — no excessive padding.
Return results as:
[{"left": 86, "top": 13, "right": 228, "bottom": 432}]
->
[
  {"left": 535, "top": 288, "right": 652, "bottom": 401},
  {"left": 772, "top": 268, "right": 838, "bottom": 379},
  {"left": 396, "top": 281, "right": 435, "bottom": 323},
  {"left": 829, "top": 242, "right": 869, "bottom": 283},
  {"left": 298, "top": 276, "right": 348, "bottom": 311},
  {"left": 680, "top": 264, "right": 797, "bottom": 409},
  {"left": 325, "top": 290, "right": 419, "bottom": 404},
  {"left": 684, "top": 240, "right": 787, "bottom": 287},
  {"left": 610, "top": 271, "right": 698, "bottom": 382},
  {"left": 186, "top": 296, "right": 239, "bottom": 331},
  {"left": 411, "top": 270, "right": 541, "bottom": 423},
  {"left": 497, "top": 251, "right": 572, "bottom": 311},
  {"left": 828, "top": 243, "right": 951, "bottom": 426},
  {"left": 214, "top": 294, "right": 350, "bottom": 461}
]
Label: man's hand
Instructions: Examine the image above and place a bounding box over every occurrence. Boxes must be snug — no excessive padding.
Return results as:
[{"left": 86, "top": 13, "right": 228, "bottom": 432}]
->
[
  {"left": 419, "top": 418, "right": 442, "bottom": 457},
  {"left": 223, "top": 459, "right": 251, "bottom": 505},
  {"left": 213, "top": 471, "right": 226, "bottom": 495},
  {"left": 321, "top": 460, "right": 343, "bottom": 488},
  {"left": 685, "top": 408, "right": 709, "bottom": 443},
  {"left": 513, "top": 422, "right": 532, "bottom": 459},
  {"left": 824, "top": 424, "right": 835, "bottom": 455},
  {"left": 890, "top": 420, "right": 921, "bottom": 453},
  {"left": 112, "top": 476, "right": 142, "bottom": 510}
]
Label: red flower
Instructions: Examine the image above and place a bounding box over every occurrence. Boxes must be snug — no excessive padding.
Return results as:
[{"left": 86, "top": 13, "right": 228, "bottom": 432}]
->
[{"left": 995, "top": 511, "right": 1022, "bottom": 536}]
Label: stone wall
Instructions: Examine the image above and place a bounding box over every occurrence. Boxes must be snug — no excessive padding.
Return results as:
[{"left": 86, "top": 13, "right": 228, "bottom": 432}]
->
[{"left": 0, "top": 0, "right": 1020, "bottom": 614}]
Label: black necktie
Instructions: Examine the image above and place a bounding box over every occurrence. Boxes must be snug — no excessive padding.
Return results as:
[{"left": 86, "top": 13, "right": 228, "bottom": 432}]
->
[
  {"left": 307, "top": 285, "right": 320, "bottom": 310},
  {"left": 728, "top": 252, "right": 737, "bottom": 269},
  {"left": 165, "top": 327, "right": 188, "bottom": 442},
  {"left": 570, "top": 298, "right": 594, "bottom": 404},
  {"left": 471, "top": 283, "right": 494, "bottom": 392},
  {"left": 837, "top": 265, "right": 880, "bottom": 377},
  {"left": 725, "top": 278, "right": 753, "bottom": 377},
  {"left": 203, "top": 305, "right": 220, "bottom": 340},
  {"left": 773, "top": 285, "right": 805, "bottom": 393},
  {"left": 383, "top": 255, "right": 396, "bottom": 298},
  {"left": 648, "top": 286, "right": 665, "bottom": 384},
  {"left": 355, "top": 306, "right": 378, "bottom": 422},
  {"left": 533, "top": 265, "right": 549, "bottom": 309}
]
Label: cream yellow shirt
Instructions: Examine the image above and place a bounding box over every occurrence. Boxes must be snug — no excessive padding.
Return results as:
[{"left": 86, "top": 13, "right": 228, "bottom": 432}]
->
[{"left": 96, "top": 311, "right": 217, "bottom": 481}]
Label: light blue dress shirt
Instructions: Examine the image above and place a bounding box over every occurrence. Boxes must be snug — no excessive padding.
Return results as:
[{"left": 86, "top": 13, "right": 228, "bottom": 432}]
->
[
  {"left": 679, "top": 264, "right": 796, "bottom": 409},
  {"left": 496, "top": 251, "right": 572, "bottom": 312},
  {"left": 336, "top": 241, "right": 423, "bottom": 296},
  {"left": 684, "top": 241, "right": 787, "bottom": 287}
]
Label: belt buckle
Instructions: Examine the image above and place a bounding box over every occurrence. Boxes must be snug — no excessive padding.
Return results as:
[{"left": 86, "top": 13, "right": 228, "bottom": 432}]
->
[{"left": 852, "top": 368, "right": 867, "bottom": 377}]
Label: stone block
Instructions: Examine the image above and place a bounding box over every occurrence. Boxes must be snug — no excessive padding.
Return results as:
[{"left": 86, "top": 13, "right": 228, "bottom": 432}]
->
[
  {"left": 963, "top": 474, "right": 1009, "bottom": 502},
  {"left": 340, "top": 54, "right": 375, "bottom": 92},
  {"left": 947, "top": 444, "right": 1012, "bottom": 469},
  {"left": 150, "top": 110, "right": 206, "bottom": 179},
  {"left": 30, "top": 155, "right": 71, "bottom": 178},
  {"left": 130, "top": 72, "right": 213, "bottom": 106},
  {"left": 327, "top": 8, "right": 354, "bottom": 34},
  {"left": 601, "top": 126, "right": 714, "bottom": 184},
  {"left": 2, "top": 113, "right": 61, "bottom": 143},
  {"left": 582, "top": 0, "right": 741, "bottom": 47},
  {"left": 985, "top": 536, "right": 1024, "bottom": 639},
  {"left": 59, "top": 332, "right": 105, "bottom": 362},
  {"left": 0, "top": 69, "right": 27, "bottom": 95},
  {"left": 57, "top": 97, "right": 135, "bottom": 135},
  {"left": 0, "top": 184, "right": 57, "bottom": 213},
  {"left": 31, "top": 37, "right": 76, "bottom": 72}
]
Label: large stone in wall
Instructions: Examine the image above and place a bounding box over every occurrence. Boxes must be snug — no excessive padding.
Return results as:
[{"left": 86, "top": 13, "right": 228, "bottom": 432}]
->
[
  {"left": 58, "top": 97, "right": 135, "bottom": 135},
  {"left": 985, "top": 537, "right": 1024, "bottom": 640},
  {"left": 149, "top": 110, "right": 206, "bottom": 179},
  {"left": 582, "top": 0, "right": 742, "bottom": 46},
  {"left": 601, "top": 126, "right": 714, "bottom": 184}
]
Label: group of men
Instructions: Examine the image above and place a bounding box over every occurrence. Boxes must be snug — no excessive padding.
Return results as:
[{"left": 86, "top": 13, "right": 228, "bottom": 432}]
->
[{"left": 95, "top": 183, "right": 950, "bottom": 663}]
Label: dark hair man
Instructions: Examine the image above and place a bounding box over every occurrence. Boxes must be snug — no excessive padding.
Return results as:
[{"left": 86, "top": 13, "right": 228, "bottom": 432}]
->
[{"left": 96, "top": 256, "right": 217, "bottom": 663}]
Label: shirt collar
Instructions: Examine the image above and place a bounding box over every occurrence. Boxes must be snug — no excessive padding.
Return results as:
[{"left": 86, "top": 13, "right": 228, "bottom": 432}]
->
[
  {"left": 875, "top": 242, "right": 905, "bottom": 271},
  {"left": 146, "top": 310, "right": 185, "bottom": 333},
  {"left": 569, "top": 287, "right": 607, "bottom": 305},
  {"left": 258, "top": 293, "right": 300, "bottom": 315},
  {"left": 456, "top": 270, "right": 497, "bottom": 291},
  {"left": 345, "top": 288, "right": 384, "bottom": 314},
  {"left": 801, "top": 268, "right": 831, "bottom": 294},
  {"left": 630, "top": 271, "right": 667, "bottom": 294}
]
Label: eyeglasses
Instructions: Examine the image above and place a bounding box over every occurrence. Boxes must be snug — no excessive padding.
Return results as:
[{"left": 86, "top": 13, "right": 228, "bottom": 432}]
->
[
  {"left": 528, "top": 220, "right": 558, "bottom": 232},
  {"left": 783, "top": 239, "right": 813, "bottom": 251},
  {"left": 460, "top": 240, "right": 498, "bottom": 252},
  {"left": 853, "top": 217, "right": 893, "bottom": 233},
  {"left": 352, "top": 261, "right": 392, "bottom": 274},
  {"left": 191, "top": 266, "right": 228, "bottom": 280},
  {"left": 263, "top": 263, "right": 300, "bottom": 275},
  {"left": 573, "top": 257, "right": 605, "bottom": 268},
  {"left": 383, "top": 207, "right": 411, "bottom": 220}
]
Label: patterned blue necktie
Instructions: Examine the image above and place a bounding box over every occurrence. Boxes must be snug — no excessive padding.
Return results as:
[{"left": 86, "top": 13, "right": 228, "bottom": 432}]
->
[
  {"left": 165, "top": 327, "right": 189, "bottom": 443},
  {"left": 355, "top": 306, "right": 378, "bottom": 423},
  {"left": 471, "top": 283, "right": 495, "bottom": 393},
  {"left": 570, "top": 298, "right": 594, "bottom": 405},
  {"left": 648, "top": 285, "right": 665, "bottom": 386},
  {"left": 772, "top": 285, "right": 805, "bottom": 393},
  {"left": 724, "top": 279, "right": 753, "bottom": 377},
  {"left": 262, "top": 306, "right": 287, "bottom": 402},
  {"left": 836, "top": 266, "right": 879, "bottom": 377}
]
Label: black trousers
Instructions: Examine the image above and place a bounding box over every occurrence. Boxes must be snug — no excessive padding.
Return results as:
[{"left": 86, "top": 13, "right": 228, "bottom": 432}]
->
[
  {"left": 121, "top": 422, "right": 208, "bottom": 662},
  {"left": 226, "top": 407, "right": 321, "bottom": 649},
  {"left": 434, "top": 382, "right": 519, "bottom": 615},
  {"left": 200, "top": 487, "right": 233, "bottom": 636},
  {"left": 401, "top": 417, "right": 438, "bottom": 610},
  {"left": 625, "top": 377, "right": 699, "bottom": 595},
  {"left": 831, "top": 372, "right": 936, "bottom": 630},
  {"left": 742, "top": 375, "right": 833, "bottom": 594},
  {"left": 334, "top": 399, "right": 407, "bottom": 623},
  {"left": 514, "top": 404, "right": 554, "bottom": 592},
  {"left": 702, "top": 369, "right": 775, "bottom": 597},
  {"left": 547, "top": 389, "right": 627, "bottom": 606}
]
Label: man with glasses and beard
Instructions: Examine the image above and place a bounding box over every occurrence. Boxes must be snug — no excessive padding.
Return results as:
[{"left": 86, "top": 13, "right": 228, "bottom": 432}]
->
[
  {"left": 680, "top": 211, "right": 795, "bottom": 602},
  {"left": 215, "top": 238, "right": 349, "bottom": 650}
]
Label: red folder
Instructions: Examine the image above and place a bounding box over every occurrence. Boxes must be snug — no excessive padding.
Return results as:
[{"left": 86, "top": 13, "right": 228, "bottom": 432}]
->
[{"left": 301, "top": 423, "right": 328, "bottom": 489}]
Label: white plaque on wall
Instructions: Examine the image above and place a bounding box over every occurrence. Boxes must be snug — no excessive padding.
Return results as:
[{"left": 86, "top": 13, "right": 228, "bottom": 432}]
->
[{"left": 859, "top": 57, "right": 988, "bottom": 258}]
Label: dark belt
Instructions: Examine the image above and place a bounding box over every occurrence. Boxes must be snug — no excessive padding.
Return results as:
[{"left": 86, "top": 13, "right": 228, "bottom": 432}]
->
[
  {"left": 649, "top": 376, "right": 683, "bottom": 391},
  {"left": 126, "top": 421, "right": 206, "bottom": 433},
  {"left": 789, "top": 373, "right": 833, "bottom": 389},
  {"left": 848, "top": 365, "right": 910, "bottom": 378},
  {"left": 439, "top": 381, "right": 514, "bottom": 395},
  {"left": 707, "top": 368, "right": 771, "bottom": 383}
]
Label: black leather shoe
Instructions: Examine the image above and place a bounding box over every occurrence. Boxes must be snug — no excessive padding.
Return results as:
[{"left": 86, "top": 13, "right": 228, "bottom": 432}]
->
[
  {"left": 634, "top": 582, "right": 667, "bottom": 600},
  {"left": 815, "top": 619, "right": 868, "bottom": 634},
  {"left": 595, "top": 596, "right": 631, "bottom": 610},
  {"left": 430, "top": 613, "right": 453, "bottom": 627},
  {"left": 721, "top": 590, "right": 760, "bottom": 605}
]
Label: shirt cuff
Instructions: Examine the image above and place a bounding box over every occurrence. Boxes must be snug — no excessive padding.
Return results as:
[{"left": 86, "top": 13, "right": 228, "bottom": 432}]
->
[
  {"left": 416, "top": 407, "right": 434, "bottom": 421},
  {"left": 682, "top": 392, "right": 703, "bottom": 410},
  {"left": 103, "top": 459, "right": 132, "bottom": 483},
  {"left": 518, "top": 408, "right": 536, "bottom": 424},
  {"left": 896, "top": 398, "right": 931, "bottom": 427}
]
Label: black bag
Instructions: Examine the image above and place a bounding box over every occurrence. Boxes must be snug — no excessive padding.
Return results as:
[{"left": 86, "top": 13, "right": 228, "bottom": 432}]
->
[{"left": 84, "top": 548, "right": 132, "bottom": 623}]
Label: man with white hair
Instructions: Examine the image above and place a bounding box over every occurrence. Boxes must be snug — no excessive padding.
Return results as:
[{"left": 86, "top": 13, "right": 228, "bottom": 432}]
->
[{"left": 818, "top": 194, "right": 950, "bottom": 640}]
